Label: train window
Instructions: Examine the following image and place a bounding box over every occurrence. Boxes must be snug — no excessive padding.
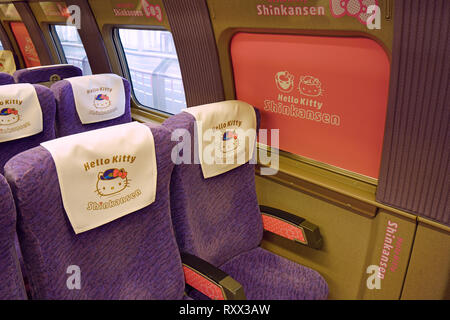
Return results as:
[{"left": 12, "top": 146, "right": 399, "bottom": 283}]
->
[
  {"left": 231, "top": 33, "right": 390, "bottom": 179},
  {"left": 10, "top": 22, "right": 41, "bottom": 67},
  {"left": 51, "top": 25, "right": 92, "bottom": 75},
  {"left": 116, "top": 28, "right": 186, "bottom": 114}
]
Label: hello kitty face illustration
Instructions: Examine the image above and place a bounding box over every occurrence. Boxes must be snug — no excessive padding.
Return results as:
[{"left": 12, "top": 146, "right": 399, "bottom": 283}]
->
[
  {"left": 0, "top": 63, "right": 4, "bottom": 71},
  {"left": 0, "top": 108, "right": 20, "bottom": 125},
  {"left": 95, "top": 168, "right": 129, "bottom": 197},
  {"left": 221, "top": 130, "right": 239, "bottom": 154},
  {"left": 275, "top": 71, "right": 295, "bottom": 93},
  {"left": 298, "top": 76, "right": 323, "bottom": 97},
  {"left": 94, "top": 94, "right": 111, "bottom": 109}
]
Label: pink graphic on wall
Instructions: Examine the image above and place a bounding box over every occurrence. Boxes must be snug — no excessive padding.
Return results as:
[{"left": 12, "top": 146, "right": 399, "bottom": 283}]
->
[{"left": 330, "top": 0, "right": 378, "bottom": 25}]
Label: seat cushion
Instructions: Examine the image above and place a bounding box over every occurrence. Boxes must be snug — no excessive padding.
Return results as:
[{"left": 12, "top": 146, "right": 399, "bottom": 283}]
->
[{"left": 219, "top": 247, "right": 328, "bottom": 300}]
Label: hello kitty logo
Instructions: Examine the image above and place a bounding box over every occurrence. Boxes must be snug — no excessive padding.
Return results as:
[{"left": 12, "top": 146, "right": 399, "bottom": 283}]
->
[
  {"left": 221, "top": 130, "right": 239, "bottom": 154},
  {"left": 298, "top": 76, "right": 323, "bottom": 97},
  {"left": 49, "top": 74, "right": 61, "bottom": 83},
  {"left": 330, "top": 0, "right": 378, "bottom": 25},
  {"left": 95, "top": 168, "right": 129, "bottom": 197},
  {"left": 94, "top": 94, "right": 111, "bottom": 109},
  {"left": 0, "top": 108, "right": 20, "bottom": 125},
  {"left": 0, "top": 62, "right": 4, "bottom": 71},
  {"left": 275, "top": 71, "right": 295, "bottom": 93}
]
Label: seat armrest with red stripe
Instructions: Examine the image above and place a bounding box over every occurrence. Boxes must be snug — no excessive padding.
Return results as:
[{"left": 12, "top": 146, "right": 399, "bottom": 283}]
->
[
  {"left": 260, "top": 205, "right": 323, "bottom": 249},
  {"left": 181, "top": 252, "right": 246, "bottom": 300}
]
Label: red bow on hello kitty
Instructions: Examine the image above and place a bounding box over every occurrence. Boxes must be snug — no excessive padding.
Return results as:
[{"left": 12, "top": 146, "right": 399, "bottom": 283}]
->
[
  {"left": 330, "top": 0, "right": 378, "bottom": 25},
  {"left": 113, "top": 169, "right": 127, "bottom": 179},
  {"left": 7, "top": 108, "right": 18, "bottom": 115}
]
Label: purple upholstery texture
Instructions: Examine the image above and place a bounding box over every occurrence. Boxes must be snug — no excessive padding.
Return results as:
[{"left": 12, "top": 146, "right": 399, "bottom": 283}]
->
[
  {"left": 13, "top": 65, "right": 82, "bottom": 84},
  {"left": 163, "top": 109, "right": 328, "bottom": 300},
  {"left": 220, "top": 247, "right": 328, "bottom": 300},
  {"left": 0, "top": 84, "right": 56, "bottom": 175},
  {"left": 0, "top": 72, "right": 14, "bottom": 85},
  {"left": 51, "top": 77, "right": 132, "bottom": 137},
  {"left": 0, "top": 174, "right": 27, "bottom": 300},
  {"left": 4, "top": 124, "right": 186, "bottom": 300}
]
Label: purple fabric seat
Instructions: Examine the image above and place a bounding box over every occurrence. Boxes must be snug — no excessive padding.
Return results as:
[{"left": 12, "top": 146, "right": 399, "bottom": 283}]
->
[
  {"left": 0, "top": 84, "right": 56, "bottom": 175},
  {"left": 4, "top": 123, "right": 186, "bottom": 299},
  {"left": 163, "top": 110, "right": 328, "bottom": 300},
  {"left": 13, "top": 64, "right": 82, "bottom": 85},
  {"left": 0, "top": 72, "right": 14, "bottom": 85},
  {"left": 50, "top": 77, "right": 132, "bottom": 137},
  {"left": 0, "top": 173, "right": 27, "bottom": 300}
]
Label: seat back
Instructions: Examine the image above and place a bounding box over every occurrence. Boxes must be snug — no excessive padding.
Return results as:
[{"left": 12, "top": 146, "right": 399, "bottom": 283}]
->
[
  {"left": 13, "top": 64, "right": 82, "bottom": 87},
  {"left": 4, "top": 123, "right": 185, "bottom": 299},
  {"left": 0, "top": 174, "right": 27, "bottom": 300},
  {"left": 162, "top": 108, "right": 263, "bottom": 267},
  {"left": 0, "top": 72, "right": 14, "bottom": 85},
  {"left": 0, "top": 84, "right": 56, "bottom": 174},
  {"left": 51, "top": 74, "right": 132, "bottom": 137}
]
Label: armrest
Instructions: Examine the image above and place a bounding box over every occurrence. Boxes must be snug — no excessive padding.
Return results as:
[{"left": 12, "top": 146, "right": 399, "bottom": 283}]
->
[
  {"left": 181, "top": 252, "right": 246, "bottom": 300},
  {"left": 260, "top": 205, "right": 323, "bottom": 249}
]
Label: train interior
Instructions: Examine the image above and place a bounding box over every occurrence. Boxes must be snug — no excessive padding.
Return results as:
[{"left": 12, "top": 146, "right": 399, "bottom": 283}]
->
[{"left": 0, "top": 0, "right": 448, "bottom": 302}]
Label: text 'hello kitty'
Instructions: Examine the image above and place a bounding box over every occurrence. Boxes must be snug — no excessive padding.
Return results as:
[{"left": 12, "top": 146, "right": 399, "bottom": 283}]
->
[{"left": 83, "top": 154, "right": 136, "bottom": 171}]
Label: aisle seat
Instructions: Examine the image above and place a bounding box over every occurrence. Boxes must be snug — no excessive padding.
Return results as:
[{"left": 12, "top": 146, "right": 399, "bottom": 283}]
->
[{"left": 4, "top": 122, "right": 245, "bottom": 300}]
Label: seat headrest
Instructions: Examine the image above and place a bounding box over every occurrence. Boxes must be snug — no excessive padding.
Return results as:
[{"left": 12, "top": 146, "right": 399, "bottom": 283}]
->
[
  {"left": 14, "top": 64, "right": 82, "bottom": 86},
  {"left": 40, "top": 122, "right": 158, "bottom": 234},
  {"left": 0, "top": 83, "right": 43, "bottom": 143},
  {"left": 181, "top": 100, "right": 257, "bottom": 178},
  {"left": 0, "top": 72, "right": 14, "bottom": 85},
  {"left": 62, "top": 73, "right": 127, "bottom": 125}
]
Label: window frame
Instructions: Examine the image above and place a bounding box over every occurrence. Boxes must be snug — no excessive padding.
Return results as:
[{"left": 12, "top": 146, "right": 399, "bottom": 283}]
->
[
  {"left": 48, "top": 24, "right": 68, "bottom": 64},
  {"left": 112, "top": 26, "right": 185, "bottom": 117},
  {"left": 49, "top": 24, "right": 92, "bottom": 75}
]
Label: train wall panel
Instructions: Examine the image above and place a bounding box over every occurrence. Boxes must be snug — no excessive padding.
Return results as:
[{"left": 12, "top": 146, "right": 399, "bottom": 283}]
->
[{"left": 376, "top": 0, "right": 450, "bottom": 226}]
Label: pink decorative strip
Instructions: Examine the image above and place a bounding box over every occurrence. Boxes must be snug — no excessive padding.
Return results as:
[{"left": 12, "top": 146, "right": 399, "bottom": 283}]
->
[
  {"left": 183, "top": 266, "right": 225, "bottom": 300},
  {"left": 262, "top": 214, "right": 306, "bottom": 244}
]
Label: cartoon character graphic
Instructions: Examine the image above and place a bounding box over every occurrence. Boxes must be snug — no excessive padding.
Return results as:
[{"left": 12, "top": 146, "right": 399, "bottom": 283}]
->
[
  {"left": 94, "top": 94, "right": 111, "bottom": 109},
  {"left": 330, "top": 0, "right": 378, "bottom": 25},
  {"left": 221, "top": 130, "right": 239, "bottom": 154},
  {"left": 298, "top": 76, "right": 323, "bottom": 97},
  {"left": 0, "top": 108, "right": 20, "bottom": 125},
  {"left": 95, "top": 168, "right": 129, "bottom": 197},
  {"left": 0, "top": 62, "right": 4, "bottom": 72},
  {"left": 275, "top": 71, "right": 295, "bottom": 93}
]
